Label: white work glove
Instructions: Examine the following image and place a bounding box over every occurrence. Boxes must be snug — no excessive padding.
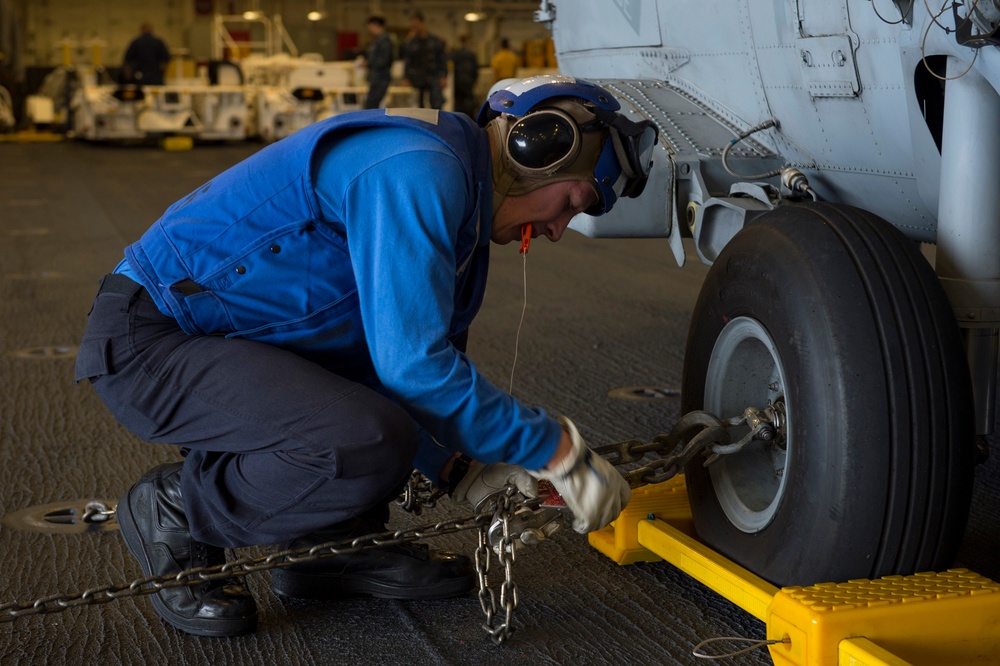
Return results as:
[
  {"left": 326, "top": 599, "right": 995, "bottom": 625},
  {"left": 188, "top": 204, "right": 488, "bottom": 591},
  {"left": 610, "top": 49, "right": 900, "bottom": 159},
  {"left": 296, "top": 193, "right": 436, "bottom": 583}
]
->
[
  {"left": 530, "top": 417, "right": 631, "bottom": 534},
  {"left": 452, "top": 460, "right": 538, "bottom": 510}
]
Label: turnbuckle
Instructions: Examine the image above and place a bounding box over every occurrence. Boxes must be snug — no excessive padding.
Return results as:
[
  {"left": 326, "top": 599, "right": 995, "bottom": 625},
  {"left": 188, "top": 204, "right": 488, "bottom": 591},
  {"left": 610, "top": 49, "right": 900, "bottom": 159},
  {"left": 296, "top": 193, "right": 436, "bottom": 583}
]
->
[
  {"left": 486, "top": 503, "right": 565, "bottom": 554},
  {"left": 478, "top": 482, "right": 568, "bottom": 556}
]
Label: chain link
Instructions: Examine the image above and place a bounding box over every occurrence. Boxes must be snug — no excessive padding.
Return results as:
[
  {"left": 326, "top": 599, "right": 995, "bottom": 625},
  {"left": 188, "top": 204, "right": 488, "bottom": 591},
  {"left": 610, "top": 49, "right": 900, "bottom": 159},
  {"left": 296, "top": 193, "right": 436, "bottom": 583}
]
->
[
  {"left": 82, "top": 501, "right": 117, "bottom": 523},
  {"left": 395, "top": 469, "right": 447, "bottom": 515},
  {"left": 474, "top": 486, "right": 520, "bottom": 644},
  {"left": 591, "top": 410, "right": 725, "bottom": 487}
]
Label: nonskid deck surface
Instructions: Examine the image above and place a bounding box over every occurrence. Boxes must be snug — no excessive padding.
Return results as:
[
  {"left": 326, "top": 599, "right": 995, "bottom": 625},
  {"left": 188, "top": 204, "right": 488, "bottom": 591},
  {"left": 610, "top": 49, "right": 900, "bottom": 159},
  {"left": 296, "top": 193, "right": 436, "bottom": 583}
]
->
[{"left": 1, "top": 142, "right": 997, "bottom": 666}]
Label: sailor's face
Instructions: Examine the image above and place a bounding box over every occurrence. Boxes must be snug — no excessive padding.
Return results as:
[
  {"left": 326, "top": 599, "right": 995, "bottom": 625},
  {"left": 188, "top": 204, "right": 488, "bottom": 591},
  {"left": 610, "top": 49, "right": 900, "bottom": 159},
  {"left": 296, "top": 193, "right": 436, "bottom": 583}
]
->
[{"left": 491, "top": 180, "right": 599, "bottom": 245}]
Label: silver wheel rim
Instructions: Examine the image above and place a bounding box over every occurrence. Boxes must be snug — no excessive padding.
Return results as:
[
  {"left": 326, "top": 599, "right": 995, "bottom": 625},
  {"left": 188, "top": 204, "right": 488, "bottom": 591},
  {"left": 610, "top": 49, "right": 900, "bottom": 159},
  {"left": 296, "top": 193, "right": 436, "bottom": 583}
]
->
[{"left": 704, "top": 316, "right": 789, "bottom": 533}]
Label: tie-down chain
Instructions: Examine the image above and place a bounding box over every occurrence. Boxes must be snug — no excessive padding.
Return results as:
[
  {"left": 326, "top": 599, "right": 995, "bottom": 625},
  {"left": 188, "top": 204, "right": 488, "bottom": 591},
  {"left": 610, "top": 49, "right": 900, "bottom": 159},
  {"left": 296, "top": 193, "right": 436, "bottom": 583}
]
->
[
  {"left": 593, "top": 403, "right": 786, "bottom": 488},
  {"left": 0, "top": 403, "right": 785, "bottom": 645}
]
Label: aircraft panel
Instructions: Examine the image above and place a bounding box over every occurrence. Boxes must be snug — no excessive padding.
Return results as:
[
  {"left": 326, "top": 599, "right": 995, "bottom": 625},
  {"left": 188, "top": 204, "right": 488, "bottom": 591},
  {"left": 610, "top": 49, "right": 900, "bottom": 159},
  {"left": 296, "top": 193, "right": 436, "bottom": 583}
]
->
[{"left": 550, "top": 0, "right": 662, "bottom": 51}]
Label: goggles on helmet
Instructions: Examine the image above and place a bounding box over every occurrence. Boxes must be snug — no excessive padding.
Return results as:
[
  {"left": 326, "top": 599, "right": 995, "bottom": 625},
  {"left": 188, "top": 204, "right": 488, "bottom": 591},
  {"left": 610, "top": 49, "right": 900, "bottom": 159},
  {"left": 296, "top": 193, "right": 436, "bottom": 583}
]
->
[
  {"left": 505, "top": 108, "right": 582, "bottom": 173},
  {"left": 502, "top": 105, "right": 657, "bottom": 214}
]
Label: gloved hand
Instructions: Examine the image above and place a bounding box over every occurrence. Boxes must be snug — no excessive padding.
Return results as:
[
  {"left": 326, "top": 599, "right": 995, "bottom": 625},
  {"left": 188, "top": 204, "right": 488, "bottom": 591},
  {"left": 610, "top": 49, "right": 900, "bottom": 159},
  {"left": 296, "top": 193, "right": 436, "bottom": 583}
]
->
[
  {"left": 451, "top": 460, "right": 538, "bottom": 510},
  {"left": 530, "top": 417, "right": 631, "bottom": 534}
]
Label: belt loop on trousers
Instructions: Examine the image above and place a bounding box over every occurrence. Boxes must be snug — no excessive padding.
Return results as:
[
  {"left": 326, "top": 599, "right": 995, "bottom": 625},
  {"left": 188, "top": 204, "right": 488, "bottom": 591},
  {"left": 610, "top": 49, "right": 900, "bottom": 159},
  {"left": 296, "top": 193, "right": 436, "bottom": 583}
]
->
[{"left": 98, "top": 273, "right": 149, "bottom": 306}]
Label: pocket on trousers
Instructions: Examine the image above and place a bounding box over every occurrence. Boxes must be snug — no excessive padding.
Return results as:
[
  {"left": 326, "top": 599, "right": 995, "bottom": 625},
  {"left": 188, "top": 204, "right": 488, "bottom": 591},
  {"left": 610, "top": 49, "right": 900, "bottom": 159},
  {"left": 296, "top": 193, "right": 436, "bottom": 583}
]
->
[
  {"left": 74, "top": 337, "right": 112, "bottom": 383},
  {"left": 275, "top": 439, "right": 384, "bottom": 482},
  {"left": 335, "top": 439, "right": 388, "bottom": 480}
]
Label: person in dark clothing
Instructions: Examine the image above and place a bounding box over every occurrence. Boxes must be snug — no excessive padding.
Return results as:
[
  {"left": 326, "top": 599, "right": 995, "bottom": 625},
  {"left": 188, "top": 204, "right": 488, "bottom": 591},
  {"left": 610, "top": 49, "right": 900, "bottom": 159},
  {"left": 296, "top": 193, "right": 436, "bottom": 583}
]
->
[
  {"left": 400, "top": 11, "right": 447, "bottom": 109},
  {"left": 450, "top": 35, "right": 479, "bottom": 118},
  {"left": 122, "top": 23, "right": 170, "bottom": 86},
  {"left": 363, "top": 15, "right": 394, "bottom": 109}
]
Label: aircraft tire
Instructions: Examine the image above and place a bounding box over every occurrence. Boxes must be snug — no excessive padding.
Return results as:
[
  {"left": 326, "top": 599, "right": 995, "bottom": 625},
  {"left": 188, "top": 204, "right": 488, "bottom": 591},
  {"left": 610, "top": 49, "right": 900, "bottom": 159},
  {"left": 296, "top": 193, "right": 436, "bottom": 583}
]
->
[{"left": 681, "top": 202, "right": 974, "bottom": 587}]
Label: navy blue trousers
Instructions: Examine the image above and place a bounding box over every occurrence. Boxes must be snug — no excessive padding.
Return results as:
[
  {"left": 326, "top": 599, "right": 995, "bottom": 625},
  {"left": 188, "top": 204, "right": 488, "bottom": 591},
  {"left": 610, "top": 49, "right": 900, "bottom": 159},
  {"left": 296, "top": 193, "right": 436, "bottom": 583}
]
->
[{"left": 76, "top": 274, "right": 418, "bottom": 548}]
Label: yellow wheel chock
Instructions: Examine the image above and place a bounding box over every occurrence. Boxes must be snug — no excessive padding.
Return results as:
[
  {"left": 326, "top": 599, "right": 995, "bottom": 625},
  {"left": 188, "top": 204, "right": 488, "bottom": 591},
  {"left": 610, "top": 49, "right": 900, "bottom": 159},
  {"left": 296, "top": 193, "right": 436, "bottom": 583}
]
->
[{"left": 589, "top": 477, "right": 1000, "bottom": 665}]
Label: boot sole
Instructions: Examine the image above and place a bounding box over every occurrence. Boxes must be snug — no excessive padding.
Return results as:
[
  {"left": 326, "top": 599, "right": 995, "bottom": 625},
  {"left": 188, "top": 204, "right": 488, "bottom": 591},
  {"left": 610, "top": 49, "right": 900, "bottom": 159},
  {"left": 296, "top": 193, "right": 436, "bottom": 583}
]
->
[
  {"left": 118, "top": 484, "right": 258, "bottom": 637},
  {"left": 270, "top": 567, "right": 475, "bottom": 601}
]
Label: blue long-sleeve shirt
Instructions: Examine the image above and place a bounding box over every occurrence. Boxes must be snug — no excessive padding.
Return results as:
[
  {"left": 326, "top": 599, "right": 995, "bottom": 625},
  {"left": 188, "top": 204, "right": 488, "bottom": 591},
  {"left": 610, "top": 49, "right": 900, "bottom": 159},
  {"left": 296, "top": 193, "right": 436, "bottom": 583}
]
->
[{"left": 117, "top": 110, "right": 562, "bottom": 479}]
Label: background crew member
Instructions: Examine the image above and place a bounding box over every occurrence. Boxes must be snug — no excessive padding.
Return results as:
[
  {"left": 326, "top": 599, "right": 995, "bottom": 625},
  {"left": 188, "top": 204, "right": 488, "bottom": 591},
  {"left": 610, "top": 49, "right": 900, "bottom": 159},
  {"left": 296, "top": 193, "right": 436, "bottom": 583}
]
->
[{"left": 121, "top": 22, "right": 170, "bottom": 85}]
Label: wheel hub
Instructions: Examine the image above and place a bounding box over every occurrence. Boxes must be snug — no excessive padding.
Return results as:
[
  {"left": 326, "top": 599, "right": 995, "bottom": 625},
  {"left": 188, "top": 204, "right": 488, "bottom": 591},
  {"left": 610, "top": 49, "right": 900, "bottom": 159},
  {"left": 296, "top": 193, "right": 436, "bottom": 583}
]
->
[{"left": 704, "top": 316, "right": 790, "bottom": 533}]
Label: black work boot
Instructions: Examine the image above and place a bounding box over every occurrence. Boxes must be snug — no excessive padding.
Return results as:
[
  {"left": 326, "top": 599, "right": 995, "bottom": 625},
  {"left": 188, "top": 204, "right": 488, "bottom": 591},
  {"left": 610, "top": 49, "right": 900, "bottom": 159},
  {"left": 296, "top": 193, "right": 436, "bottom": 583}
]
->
[
  {"left": 117, "top": 463, "right": 258, "bottom": 636},
  {"left": 270, "top": 517, "right": 475, "bottom": 601}
]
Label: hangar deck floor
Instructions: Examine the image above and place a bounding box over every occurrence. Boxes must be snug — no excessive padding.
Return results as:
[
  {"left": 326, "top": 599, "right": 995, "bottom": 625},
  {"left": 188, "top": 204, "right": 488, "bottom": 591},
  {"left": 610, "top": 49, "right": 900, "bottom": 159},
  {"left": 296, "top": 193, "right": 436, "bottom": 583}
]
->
[{"left": 1, "top": 140, "right": 998, "bottom": 666}]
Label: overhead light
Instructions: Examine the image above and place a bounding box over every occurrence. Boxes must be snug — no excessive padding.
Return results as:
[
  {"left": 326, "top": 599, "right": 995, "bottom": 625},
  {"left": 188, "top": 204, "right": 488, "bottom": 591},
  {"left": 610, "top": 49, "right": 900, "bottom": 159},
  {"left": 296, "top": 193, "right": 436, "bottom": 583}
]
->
[
  {"left": 307, "top": 0, "right": 326, "bottom": 22},
  {"left": 243, "top": 1, "right": 263, "bottom": 20},
  {"left": 465, "top": 0, "right": 486, "bottom": 22}
]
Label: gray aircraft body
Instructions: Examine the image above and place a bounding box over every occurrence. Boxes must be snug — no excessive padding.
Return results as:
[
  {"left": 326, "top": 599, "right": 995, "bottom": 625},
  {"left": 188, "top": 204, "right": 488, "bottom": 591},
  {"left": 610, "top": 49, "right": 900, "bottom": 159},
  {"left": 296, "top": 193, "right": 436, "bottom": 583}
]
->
[{"left": 537, "top": 0, "right": 1000, "bottom": 586}]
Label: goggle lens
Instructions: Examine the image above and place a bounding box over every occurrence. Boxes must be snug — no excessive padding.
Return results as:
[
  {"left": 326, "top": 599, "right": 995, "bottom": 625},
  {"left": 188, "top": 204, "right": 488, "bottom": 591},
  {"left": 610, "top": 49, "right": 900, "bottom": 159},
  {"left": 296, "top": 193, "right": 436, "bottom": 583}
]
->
[{"left": 507, "top": 113, "right": 577, "bottom": 170}]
